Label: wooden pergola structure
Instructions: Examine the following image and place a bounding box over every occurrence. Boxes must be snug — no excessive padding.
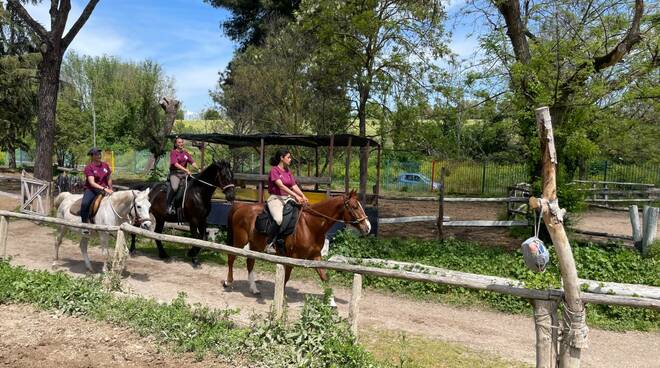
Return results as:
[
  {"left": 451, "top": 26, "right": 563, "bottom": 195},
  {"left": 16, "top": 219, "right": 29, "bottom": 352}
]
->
[{"left": 174, "top": 133, "right": 382, "bottom": 205}]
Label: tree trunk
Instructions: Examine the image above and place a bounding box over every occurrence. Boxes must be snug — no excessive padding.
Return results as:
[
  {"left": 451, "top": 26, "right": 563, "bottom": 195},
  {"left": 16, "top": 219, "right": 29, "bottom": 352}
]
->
[
  {"left": 7, "top": 144, "right": 17, "bottom": 169},
  {"left": 32, "top": 53, "right": 62, "bottom": 181},
  {"left": 144, "top": 97, "right": 180, "bottom": 173}
]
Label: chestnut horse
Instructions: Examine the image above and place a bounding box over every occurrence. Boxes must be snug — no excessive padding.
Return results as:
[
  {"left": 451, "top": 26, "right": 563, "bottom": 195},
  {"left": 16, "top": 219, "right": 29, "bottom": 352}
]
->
[{"left": 223, "top": 190, "right": 371, "bottom": 306}]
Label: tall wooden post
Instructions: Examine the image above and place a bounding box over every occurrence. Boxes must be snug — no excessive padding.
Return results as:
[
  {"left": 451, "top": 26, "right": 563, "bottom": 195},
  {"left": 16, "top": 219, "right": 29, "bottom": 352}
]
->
[
  {"left": 0, "top": 216, "right": 8, "bottom": 259},
  {"left": 348, "top": 273, "right": 363, "bottom": 337},
  {"left": 327, "top": 135, "right": 334, "bottom": 197},
  {"left": 273, "top": 264, "right": 286, "bottom": 319},
  {"left": 374, "top": 146, "right": 381, "bottom": 206},
  {"left": 314, "top": 146, "right": 320, "bottom": 191},
  {"left": 532, "top": 107, "right": 587, "bottom": 368},
  {"left": 533, "top": 299, "right": 559, "bottom": 368},
  {"left": 360, "top": 141, "right": 370, "bottom": 204},
  {"left": 258, "top": 138, "right": 265, "bottom": 203},
  {"left": 437, "top": 167, "right": 445, "bottom": 240},
  {"left": 345, "top": 137, "right": 352, "bottom": 194},
  {"left": 641, "top": 207, "right": 658, "bottom": 256},
  {"left": 630, "top": 205, "right": 642, "bottom": 251}
]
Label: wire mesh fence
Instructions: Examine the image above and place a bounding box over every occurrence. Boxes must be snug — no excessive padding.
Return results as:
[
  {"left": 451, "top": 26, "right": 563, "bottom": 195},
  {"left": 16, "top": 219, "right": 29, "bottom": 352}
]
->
[{"left": 3, "top": 148, "right": 658, "bottom": 197}]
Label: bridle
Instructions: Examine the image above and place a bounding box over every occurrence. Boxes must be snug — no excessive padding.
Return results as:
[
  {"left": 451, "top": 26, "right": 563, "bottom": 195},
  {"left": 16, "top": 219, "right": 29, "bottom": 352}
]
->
[
  {"left": 108, "top": 191, "right": 149, "bottom": 225},
  {"left": 182, "top": 163, "right": 235, "bottom": 206},
  {"left": 302, "top": 195, "right": 369, "bottom": 225}
]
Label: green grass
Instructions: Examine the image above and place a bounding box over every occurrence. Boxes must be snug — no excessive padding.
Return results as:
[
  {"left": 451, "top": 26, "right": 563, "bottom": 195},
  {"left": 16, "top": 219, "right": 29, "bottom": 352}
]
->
[
  {"left": 0, "top": 261, "right": 378, "bottom": 367},
  {"left": 327, "top": 231, "right": 660, "bottom": 332},
  {"left": 362, "top": 329, "right": 531, "bottom": 368}
]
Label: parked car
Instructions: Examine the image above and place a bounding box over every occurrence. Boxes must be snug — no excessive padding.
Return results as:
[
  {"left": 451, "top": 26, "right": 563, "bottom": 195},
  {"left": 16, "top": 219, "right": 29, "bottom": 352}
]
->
[{"left": 396, "top": 173, "right": 440, "bottom": 191}]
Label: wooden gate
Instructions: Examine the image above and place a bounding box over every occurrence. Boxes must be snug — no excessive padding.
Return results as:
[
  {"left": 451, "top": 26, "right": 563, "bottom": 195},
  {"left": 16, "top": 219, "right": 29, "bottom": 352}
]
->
[{"left": 21, "top": 170, "right": 50, "bottom": 215}]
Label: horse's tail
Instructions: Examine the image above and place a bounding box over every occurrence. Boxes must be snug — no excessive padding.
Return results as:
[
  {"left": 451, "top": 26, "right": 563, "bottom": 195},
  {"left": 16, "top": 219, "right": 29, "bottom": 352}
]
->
[
  {"left": 226, "top": 206, "right": 235, "bottom": 246},
  {"left": 53, "top": 192, "right": 69, "bottom": 209}
]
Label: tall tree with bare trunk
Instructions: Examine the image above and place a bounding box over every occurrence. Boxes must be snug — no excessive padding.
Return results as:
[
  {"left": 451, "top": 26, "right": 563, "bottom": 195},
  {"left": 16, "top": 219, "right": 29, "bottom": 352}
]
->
[{"left": 7, "top": 0, "right": 101, "bottom": 181}]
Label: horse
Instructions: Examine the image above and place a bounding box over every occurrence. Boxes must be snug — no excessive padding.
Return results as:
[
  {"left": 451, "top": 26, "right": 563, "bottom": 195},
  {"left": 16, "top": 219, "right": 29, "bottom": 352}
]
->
[
  {"left": 224, "top": 190, "right": 371, "bottom": 306},
  {"left": 53, "top": 189, "right": 153, "bottom": 272},
  {"left": 128, "top": 160, "right": 235, "bottom": 266}
]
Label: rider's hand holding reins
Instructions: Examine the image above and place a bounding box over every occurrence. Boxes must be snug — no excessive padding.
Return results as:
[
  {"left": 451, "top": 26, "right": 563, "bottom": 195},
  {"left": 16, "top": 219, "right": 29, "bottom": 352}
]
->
[{"left": 103, "top": 187, "right": 113, "bottom": 195}]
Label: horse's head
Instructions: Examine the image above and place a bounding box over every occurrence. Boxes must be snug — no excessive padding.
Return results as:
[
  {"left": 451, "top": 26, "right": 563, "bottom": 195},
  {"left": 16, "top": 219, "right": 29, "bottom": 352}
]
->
[
  {"left": 132, "top": 189, "right": 153, "bottom": 229},
  {"left": 342, "top": 190, "right": 371, "bottom": 235},
  {"left": 211, "top": 159, "right": 235, "bottom": 202}
]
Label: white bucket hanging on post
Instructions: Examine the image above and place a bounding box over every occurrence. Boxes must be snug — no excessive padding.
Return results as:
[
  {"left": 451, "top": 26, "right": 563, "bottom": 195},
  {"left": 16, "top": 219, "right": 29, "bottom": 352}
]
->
[{"left": 522, "top": 204, "right": 550, "bottom": 272}]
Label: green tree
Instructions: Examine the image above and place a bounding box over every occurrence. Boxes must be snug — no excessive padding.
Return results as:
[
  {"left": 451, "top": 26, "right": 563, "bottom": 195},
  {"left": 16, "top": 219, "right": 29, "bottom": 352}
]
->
[
  {"left": 298, "top": 0, "right": 448, "bottom": 199},
  {"left": 204, "top": 0, "right": 301, "bottom": 49},
  {"left": 7, "top": 0, "right": 101, "bottom": 181},
  {"left": 468, "top": 0, "right": 654, "bottom": 175},
  {"left": 0, "top": 3, "right": 39, "bottom": 168}
]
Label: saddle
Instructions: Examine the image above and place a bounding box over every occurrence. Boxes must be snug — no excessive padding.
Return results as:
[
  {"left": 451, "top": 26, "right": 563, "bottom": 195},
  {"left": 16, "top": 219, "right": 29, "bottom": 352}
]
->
[
  {"left": 69, "top": 194, "right": 105, "bottom": 221},
  {"left": 255, "top": 201, "right": 300, "bottom": 238}
]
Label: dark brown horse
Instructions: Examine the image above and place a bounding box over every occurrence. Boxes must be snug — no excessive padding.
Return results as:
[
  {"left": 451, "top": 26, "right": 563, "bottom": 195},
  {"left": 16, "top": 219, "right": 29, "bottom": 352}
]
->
[
  {"left": 129, "top": 160, "right": 235, "bottom": 266},
  {"left": 223, "top": 190, "right": 371, "bottom": 306}
]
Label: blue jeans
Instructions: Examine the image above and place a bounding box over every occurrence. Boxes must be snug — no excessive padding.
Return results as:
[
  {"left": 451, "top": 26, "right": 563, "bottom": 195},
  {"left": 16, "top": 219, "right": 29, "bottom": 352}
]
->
[{"left": 81, "top": 188, "right": 101, "bottom": 223}]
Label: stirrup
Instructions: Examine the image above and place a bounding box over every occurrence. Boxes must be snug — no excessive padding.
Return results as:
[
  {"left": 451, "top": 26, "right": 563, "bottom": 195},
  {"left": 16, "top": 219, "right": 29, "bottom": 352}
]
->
[
  {"left": 167, "top": 205, "right": 176, "bottom": 215},
  {"left": 265, "top": 240, "right": 277, "bottom": 254}
]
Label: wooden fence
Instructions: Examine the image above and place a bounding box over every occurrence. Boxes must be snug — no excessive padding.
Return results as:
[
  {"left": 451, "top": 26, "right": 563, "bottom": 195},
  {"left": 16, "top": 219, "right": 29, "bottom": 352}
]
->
[{"left": 0, "top": 209, "right": 659, "bottom": 367}]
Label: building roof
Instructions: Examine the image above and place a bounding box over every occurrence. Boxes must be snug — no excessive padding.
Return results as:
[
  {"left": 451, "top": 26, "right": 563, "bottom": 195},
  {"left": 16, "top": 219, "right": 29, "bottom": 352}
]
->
[{"left": 169, "top": 133, "right": 380, "bottom": 148}]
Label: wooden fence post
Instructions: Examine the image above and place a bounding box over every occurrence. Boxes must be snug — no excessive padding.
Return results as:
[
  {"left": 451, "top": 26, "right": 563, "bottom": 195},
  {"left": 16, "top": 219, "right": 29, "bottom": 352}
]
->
[
  {"left": 348, "top": 273, "right": 363, "bottom": 337},
  {"left": 533, "top": 107, "right": 587, "bottom": 368},
  {"left": 630, "top": 205, "right": 642, "bottom": 251},
  {"left": 533, "top": 299, "right": 559, "bottom": 368},
  {"left": 437, "top": 167, "right": 445, "bottom": 240},
  {"left": 273, "top": 264, "right": 286, "bottom": 319},
  {"left": 641, "top": 207, "right": 658, "bottom": 257},
  {"left": 0, "top": 216, "right": 7, "bottom": 259},
  {"left": 104, "top": 230, "right": 128, "bottom": 289}
]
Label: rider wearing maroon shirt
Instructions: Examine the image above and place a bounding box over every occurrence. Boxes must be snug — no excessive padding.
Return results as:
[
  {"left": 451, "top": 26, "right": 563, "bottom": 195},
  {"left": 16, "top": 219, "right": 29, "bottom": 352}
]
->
[
  {"left": 265, "top": 148, "right": 308, "bottom": 254},
  {"left": 81, "top": 148, "right": 113, "bottom": 224},
  {"left": 166, "top": 137, "right": 199, "bottom": 214}
]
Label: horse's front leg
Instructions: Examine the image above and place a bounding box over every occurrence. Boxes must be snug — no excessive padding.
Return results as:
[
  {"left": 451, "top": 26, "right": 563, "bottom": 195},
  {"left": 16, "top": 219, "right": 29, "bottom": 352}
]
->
[
  {"left": 52, "top": 225, "right": 65, "bottom": 269},
  {"left": 313, "top": 256, "right": 336, "bottom": 308},
  {"left": 246, "top": 257, "right": 260, "bottom": 294},
  {"left": 186, "top": 221, "right": 203, "bottom": 268},
  {"left": 79, "top": 234, "right": 94, "bottom": 272}
]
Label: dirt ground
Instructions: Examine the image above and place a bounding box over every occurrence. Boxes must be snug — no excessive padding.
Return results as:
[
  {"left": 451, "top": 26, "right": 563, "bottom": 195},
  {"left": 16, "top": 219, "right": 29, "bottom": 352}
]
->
[
  {"left": 0, "top": 304, "right": 232, "bottom": 368},
  {"left": 0, "top": 190, "right": 659, "bottom": 367},
  {"left": 378, "top": 198, "right": 659, "bottom": 246}
]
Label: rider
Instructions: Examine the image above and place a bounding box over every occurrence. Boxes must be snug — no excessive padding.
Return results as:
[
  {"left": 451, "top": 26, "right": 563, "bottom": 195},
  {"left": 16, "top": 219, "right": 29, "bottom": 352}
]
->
[
  {"left": 166, "top": 137, "right": 199, "bottom": 214},
  {"left": 265, "top": 148, "right": 308, "bottom": 254},
  {"left": 81, "top": 148, "right": 113, "bottom": 226}
]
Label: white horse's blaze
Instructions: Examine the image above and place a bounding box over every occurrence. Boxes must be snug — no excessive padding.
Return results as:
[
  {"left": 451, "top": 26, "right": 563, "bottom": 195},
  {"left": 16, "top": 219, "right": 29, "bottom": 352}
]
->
[{"left": 248, "top": 270, "right": 260, "bottom": 294}]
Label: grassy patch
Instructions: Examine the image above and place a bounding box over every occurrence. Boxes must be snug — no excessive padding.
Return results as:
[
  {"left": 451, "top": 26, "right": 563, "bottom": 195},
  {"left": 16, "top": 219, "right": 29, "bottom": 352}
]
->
[
  {"left": 361, "top": 329, "right": 531, "bottom": 368},
  {"left": 0, "top": 261, "right": 377, "bottom": 367},
  {"left": 328, "top": 231, "right": 659, "bottom": 332}
]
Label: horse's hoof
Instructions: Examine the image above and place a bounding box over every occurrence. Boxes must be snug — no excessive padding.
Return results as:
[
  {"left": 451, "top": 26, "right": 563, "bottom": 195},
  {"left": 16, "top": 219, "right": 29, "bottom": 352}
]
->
[
  {"left": 191, "top": 258, "right": 201, "bottom": 269},
  {"left": 129, "top": 249, "right": 137, "bottom": 257},
  {"left": 222, "top": 280, "right": 233, "bottom": 289},
  {"left": 251, "top": 288, "right": 261, "bottom": 295},
  {"left": 158, "top": 253, "right": 170, "bottom": 260}
]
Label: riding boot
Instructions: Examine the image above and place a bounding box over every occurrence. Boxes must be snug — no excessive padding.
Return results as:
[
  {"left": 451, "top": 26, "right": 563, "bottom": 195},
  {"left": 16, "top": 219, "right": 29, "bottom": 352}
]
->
[
  {"left": 165, "top": 186, "right": 176, "bottom": 215},
  {"left": 275, "top": 237, "right": 286, "bottom": 256}
]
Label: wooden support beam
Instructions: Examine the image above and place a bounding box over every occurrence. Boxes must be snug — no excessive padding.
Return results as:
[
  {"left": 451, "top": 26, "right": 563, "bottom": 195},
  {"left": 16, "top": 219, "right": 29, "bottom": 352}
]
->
[
  {"left": 327, "top": 135, "right": 334, "bottom": 197},
  {"left": 0, "top": 216, "right": 7, "bottom": 259},
  {"left": 374, "top": 147, "right": 381, "bottom": 206},
  {"left": 348, "top": 273, "right": 363, "bottom": 337},
  {"left": 533, "top": 299, "right": 558, "bottom": 368},
  {"left": 258, "top": 138, "right": 265, "bottom": 203},
  {"left": 630, "top": 205, "right": 643, "bottom": 251},
  {"left": 641, "top": 207, "right": 658, "bottom": 256},
  {"left": 534, "top": 106, "right": 586, "bottom": 368},
  {"left": 345, "top": 136, "right": 352, "bottom": 194},
  {"left": 273, "top": 264, "right": 286, "bottom": 319},
  {"left": 437, "top": 167, "right": 445, "bottom": 240}
]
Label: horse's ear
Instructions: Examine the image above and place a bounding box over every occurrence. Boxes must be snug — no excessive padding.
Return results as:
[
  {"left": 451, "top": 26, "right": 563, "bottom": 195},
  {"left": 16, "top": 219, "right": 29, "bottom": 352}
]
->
[{"left": 349, "top": 189, "right": 357, "bottom": 197}]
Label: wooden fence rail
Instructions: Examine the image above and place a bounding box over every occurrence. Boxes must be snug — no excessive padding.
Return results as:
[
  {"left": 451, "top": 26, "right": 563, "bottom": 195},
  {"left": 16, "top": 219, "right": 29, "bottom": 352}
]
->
[{"left": 0, "top": 209, "right": 659, "bottom": 368}]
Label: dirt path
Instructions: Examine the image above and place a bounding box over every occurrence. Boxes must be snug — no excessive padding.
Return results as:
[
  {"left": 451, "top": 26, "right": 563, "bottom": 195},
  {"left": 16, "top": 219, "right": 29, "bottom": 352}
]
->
[
  {"left": 3, "top": 215, "right": 659, "bottom": 368},
  {"left": 0, "top": 304, "right": 231, "bottom": 368}
]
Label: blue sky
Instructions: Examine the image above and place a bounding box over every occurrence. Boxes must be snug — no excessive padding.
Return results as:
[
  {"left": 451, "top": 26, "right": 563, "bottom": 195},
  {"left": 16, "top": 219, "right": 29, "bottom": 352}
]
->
[{"left": 25, "top": 0, "right": 478, "bottom": 116}]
